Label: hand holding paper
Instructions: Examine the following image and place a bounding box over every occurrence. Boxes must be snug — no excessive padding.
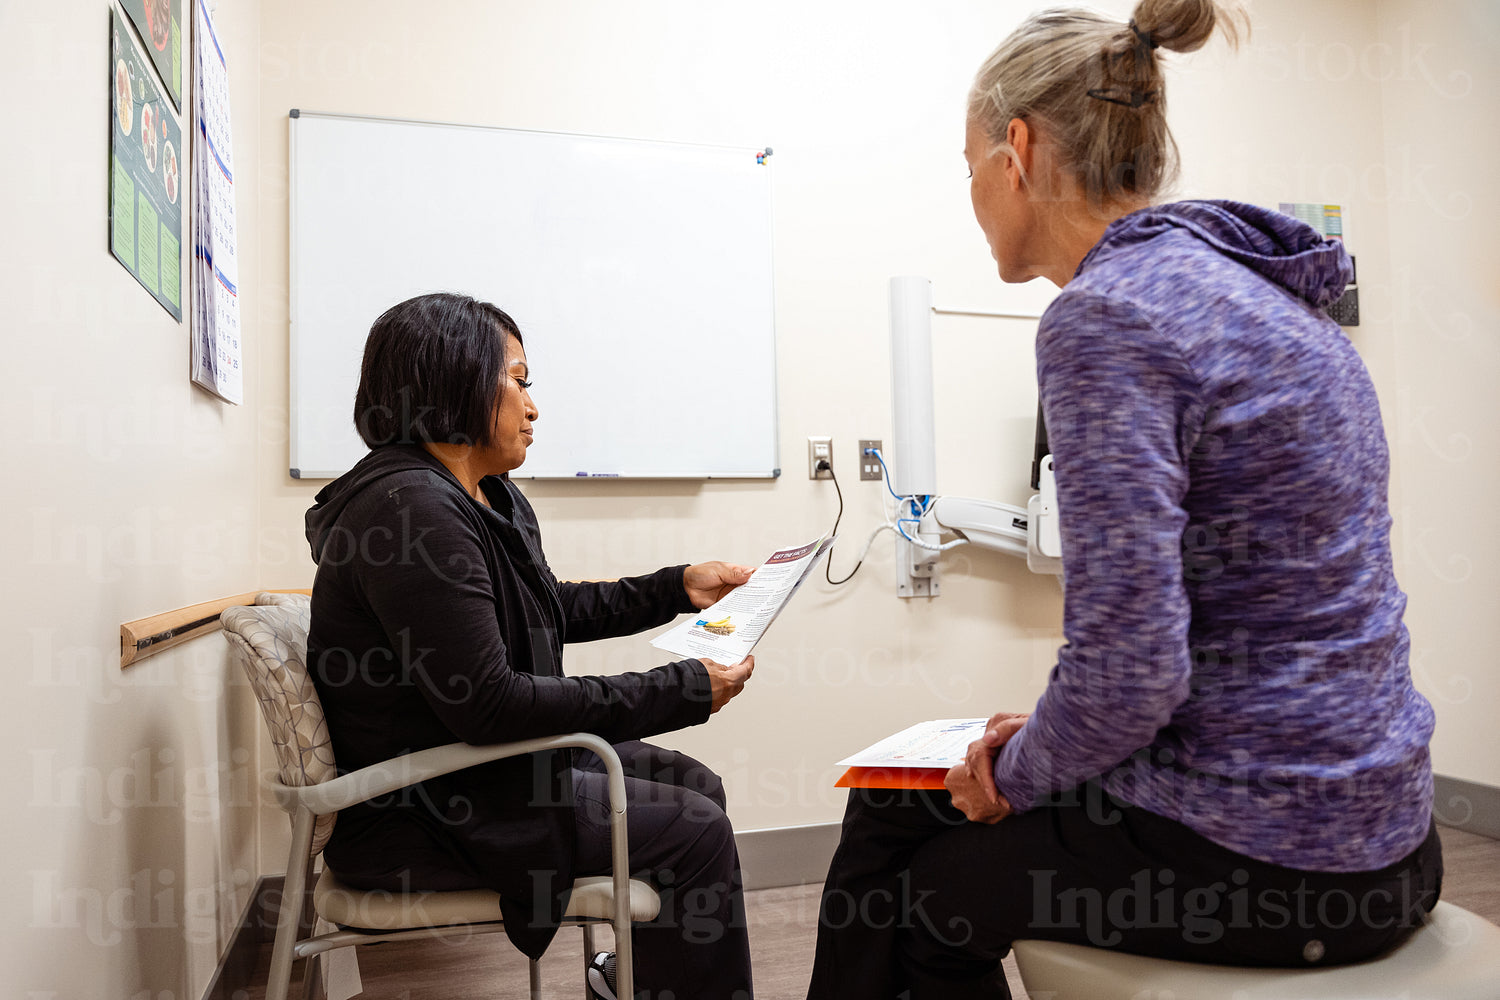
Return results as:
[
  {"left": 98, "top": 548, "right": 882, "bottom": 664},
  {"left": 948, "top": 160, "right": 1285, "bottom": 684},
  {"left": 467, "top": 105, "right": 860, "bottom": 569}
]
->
[
  {"left": 684, "top": 561, "right": 757, "bottom": 610},
  {"left": 944, "top": 713, "right": 1028, "bottom": 823},
  {"left": 705, "top": 655, "right": 755, "bottom": 713},
  {"left": 653, "top": 536, "right": 834, "bottom": 663}
]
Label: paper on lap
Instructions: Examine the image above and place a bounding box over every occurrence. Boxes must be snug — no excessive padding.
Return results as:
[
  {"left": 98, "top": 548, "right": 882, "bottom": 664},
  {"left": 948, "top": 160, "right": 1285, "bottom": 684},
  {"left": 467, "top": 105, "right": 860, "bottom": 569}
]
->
[{"left": 836, "top": 719, "right": 988, "bottom": 769}]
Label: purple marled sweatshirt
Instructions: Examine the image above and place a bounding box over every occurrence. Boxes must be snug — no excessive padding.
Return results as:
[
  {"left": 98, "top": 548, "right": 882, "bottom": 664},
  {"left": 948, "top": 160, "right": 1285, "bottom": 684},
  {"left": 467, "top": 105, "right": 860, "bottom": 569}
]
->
[{"left": 992, "top": 200, "right": 1434, "bottom": 873}]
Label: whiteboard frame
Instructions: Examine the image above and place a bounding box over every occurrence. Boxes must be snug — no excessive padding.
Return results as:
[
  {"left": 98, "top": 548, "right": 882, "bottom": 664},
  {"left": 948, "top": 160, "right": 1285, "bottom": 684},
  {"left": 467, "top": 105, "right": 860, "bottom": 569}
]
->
[{"left": 287, "top": 109, "right": 780, "bottom": 481}]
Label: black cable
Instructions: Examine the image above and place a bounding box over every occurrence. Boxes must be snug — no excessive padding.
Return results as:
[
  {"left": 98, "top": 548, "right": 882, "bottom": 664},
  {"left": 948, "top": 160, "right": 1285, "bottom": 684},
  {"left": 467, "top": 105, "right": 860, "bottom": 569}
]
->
[{"left": 821, "top": 460, "right": 863, "bottom": 585}]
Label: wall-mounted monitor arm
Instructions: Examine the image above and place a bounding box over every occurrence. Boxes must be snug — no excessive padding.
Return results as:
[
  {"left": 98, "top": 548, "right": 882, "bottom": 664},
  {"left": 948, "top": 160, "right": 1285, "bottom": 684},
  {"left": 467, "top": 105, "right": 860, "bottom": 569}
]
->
[
  {"left": 909, "top": 466, "right": 1062, "bottom": 570},
  {"left": 928, "top": 496, "right": 1029, "bottom": 558}
]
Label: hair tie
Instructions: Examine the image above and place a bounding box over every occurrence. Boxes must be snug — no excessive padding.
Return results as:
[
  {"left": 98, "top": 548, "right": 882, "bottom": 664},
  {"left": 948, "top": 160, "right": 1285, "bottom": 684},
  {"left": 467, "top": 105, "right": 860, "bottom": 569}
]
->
[
  {"left": 1086, "top": 87, "right": 1159, "bottom": 108},
  {"left": 1129, "top": 19, "right": 1160, "bottom": 50},
  {"left": 1090, "top": 19, "right": 1161, "bottom": 107}
]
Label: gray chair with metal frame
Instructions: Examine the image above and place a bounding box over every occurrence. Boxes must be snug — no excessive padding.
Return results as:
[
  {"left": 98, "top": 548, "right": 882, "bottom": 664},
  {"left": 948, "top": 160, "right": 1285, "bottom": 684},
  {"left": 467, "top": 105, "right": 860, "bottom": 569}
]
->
[{"left": 222, "top": 592, "right": 659, "bottom": 1000}]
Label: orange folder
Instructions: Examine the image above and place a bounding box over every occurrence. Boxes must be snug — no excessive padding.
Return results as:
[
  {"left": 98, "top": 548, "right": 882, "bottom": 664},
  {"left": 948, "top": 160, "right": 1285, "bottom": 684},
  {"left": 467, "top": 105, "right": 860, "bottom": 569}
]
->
[{"left": 835, "top": 766, "right": 949, "bottom": 790}]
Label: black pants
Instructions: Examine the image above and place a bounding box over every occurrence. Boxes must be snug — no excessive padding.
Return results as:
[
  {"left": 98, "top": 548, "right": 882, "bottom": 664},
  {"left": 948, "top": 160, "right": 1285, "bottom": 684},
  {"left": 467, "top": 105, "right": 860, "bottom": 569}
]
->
[
  {"left": 573, "top": 740, "right": 753, "bottom": 1000},
  {"left": 807, "top": 781, "right": 1442, "bottom": 1000},
  {"left": 331, "top": 740, "right": 750, "bottom": 999}
]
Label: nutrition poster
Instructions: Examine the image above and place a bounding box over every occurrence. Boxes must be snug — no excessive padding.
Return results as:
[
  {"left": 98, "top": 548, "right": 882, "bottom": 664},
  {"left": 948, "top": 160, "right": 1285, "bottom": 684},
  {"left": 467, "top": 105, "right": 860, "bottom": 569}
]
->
[
  {"left": 116, "top": 0, "right": 183, "bottom": 113},
  {"left": 110, "top": 5, "right": 184, "bottom": 322}
]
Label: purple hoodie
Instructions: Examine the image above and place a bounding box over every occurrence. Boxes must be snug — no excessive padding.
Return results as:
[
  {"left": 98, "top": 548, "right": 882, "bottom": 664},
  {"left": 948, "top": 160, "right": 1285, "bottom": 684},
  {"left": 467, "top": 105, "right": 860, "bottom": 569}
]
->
[{"left": 991, "top": 200, "right": 1434, "bottom": 873}]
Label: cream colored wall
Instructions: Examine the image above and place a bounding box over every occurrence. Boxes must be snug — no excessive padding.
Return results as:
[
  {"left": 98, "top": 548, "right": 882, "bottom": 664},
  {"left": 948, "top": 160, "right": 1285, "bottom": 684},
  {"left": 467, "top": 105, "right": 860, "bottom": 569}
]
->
[
  {"left": 254, "top": 0, "right": 1500, "bottom": 840},
  {"left": 2, "top": 1, "right": 1494, "bottom": 992},
  {"left": 0, "top": 0, "right": 265, "bottom": 995},
  {"left": 1374, "top": 0, "right": 1500, "bottom": 789}
]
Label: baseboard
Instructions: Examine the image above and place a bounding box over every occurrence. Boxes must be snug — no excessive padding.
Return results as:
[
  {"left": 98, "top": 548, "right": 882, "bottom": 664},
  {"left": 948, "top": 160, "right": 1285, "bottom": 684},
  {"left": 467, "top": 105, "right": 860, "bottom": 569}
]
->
[
  {"left": 201, "top": 874, "right": 280, "bottom": 1000},
  {"left": 1434, "top": 773, "right": 1500, "bottom": 841},
  {"left": 735, "top": 822, "right": 841, "bottom": 891}
]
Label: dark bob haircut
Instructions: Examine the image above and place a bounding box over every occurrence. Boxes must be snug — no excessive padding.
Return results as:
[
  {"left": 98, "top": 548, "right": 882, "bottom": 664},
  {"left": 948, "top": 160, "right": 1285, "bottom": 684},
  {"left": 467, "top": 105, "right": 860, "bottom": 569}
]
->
[{"left": 353, "top": 292, "right": 523, "bottom": 449}]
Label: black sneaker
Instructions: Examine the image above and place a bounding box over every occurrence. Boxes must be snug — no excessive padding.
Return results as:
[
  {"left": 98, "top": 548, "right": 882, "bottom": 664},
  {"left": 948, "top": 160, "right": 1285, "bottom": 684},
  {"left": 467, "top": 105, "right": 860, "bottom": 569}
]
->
[{"left": 587, "top": 951, "right": 619, "bottom": 1000}]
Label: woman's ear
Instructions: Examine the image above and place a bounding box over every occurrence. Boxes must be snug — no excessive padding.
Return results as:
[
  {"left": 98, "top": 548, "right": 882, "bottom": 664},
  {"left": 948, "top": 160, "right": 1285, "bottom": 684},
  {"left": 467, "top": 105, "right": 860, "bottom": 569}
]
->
[{"left": 1005, "top": 117, "right": 1031, "bottom": 190}]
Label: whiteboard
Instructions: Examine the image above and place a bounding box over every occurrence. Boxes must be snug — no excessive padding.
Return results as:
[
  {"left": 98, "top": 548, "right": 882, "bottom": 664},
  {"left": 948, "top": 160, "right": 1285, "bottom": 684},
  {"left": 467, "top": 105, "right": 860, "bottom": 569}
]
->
[{"left": 289, "top": 111, "right": 779, "bottom": 479}]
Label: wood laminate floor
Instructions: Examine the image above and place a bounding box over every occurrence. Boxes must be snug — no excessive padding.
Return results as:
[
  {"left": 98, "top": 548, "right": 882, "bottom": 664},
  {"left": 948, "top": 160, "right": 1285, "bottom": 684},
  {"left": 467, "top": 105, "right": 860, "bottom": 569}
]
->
[{"left": 244, "top": 825, "right": 1500, "bottom": 999}]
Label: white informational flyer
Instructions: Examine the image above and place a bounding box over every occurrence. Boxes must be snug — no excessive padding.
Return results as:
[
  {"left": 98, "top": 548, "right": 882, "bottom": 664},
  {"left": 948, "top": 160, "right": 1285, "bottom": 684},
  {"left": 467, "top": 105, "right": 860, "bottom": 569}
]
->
[
  {"left": 836, "top": 719, "right": 987, "bottom": 770},
  {"left": 650, "top": 536, "right": 834, "bottom": 663}
]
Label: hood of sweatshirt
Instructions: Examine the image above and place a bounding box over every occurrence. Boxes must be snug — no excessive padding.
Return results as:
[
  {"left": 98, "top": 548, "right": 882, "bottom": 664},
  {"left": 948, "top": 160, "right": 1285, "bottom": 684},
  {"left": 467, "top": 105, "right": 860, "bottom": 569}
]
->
[
  {"left": 1078, "top": 199, "right": 1353, "bottom": 309},
  {"left": 305, "top": 444, "right": 462, "bottom": 564}
]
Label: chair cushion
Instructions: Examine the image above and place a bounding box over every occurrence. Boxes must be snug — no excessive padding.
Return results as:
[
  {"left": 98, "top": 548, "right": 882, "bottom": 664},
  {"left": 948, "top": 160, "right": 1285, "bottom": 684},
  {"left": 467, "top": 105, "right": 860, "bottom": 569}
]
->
[
  {"left": 1011, "top": 901, "right": 1500, "bottom": 1000},
  {"left": 314, "top": 868, "right": 662, "bottom": 931},
  {"left": 567, "top": 875, "right": 663, "bottom": 922}
]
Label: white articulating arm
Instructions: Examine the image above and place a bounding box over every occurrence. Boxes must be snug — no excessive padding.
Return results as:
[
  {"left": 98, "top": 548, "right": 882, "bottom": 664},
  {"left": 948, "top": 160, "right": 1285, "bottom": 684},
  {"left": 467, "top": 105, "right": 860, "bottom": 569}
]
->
[
  {"left": 926, "top": 496, "right": 1030, "bottom": 559},
  {"left": 917, "top": 473, "right": 1062, "bottom": 574}
]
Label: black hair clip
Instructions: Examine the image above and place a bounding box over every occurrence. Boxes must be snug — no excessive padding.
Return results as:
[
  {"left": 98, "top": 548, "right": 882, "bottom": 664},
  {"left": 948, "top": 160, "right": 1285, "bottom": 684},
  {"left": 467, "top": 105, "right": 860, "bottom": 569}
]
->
[{"left": 1086, "top": 87, "right": 1159, "bottom": 108}]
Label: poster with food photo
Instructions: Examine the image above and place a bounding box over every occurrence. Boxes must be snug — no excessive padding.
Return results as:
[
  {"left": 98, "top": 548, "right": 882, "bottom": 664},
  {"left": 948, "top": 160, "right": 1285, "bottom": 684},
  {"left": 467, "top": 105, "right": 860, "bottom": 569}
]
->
[
  {"left": 110, "top": 5, "right": 183, "bottom": 322},
  {"left": 117, "top": 0, "right": 183, "bottom": 112}
]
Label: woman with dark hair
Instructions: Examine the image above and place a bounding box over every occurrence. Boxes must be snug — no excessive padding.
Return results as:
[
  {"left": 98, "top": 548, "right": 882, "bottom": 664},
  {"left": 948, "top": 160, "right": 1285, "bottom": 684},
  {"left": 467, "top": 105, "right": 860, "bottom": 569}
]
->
[
  {"left": 807, "top": 2, "right": 1440, "bottom": 998},
  {"left": 306, "top": 291, "right": 755, "bottom": 1000}
]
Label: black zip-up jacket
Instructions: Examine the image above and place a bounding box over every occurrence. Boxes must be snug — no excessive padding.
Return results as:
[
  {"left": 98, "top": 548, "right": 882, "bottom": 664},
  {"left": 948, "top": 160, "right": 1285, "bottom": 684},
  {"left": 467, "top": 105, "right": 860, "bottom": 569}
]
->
[{"left": 305, "top": 444, "right": 711, "bottom": 957}]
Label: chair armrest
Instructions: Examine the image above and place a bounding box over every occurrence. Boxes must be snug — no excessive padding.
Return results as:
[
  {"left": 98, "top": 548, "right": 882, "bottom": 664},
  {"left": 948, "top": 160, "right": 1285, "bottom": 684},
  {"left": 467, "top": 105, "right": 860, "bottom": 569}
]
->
[
  {"left": 270, "top": 732, "right": 624, "bottom": 817},
  {"left": 275, "top": 730, "right": 642, "bottom": 992}
]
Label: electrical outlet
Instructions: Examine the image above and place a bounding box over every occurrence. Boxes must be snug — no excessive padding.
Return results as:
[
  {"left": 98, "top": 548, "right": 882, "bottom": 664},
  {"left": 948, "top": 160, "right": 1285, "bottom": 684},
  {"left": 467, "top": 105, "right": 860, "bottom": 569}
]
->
[
  {"left": 808, "top": 436, "right": 833, "bottom": 479},
  {"left": 859, "top": 440, "right": 883, "bottom": 481}
]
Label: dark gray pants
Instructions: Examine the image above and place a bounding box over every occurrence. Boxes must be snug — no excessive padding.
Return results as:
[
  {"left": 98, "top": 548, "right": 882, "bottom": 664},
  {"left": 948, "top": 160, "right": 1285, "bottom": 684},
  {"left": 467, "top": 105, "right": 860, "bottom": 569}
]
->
[{"left": 573, "top": 740, "right": 752, "bottom": 1000}]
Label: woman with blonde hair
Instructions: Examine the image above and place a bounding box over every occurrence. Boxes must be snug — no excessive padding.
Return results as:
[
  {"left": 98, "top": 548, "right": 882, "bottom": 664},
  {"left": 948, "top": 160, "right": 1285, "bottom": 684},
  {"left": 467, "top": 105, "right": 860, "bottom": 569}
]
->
[{"left": 807, "top": 3, "right": 1440, "bottom": 997}]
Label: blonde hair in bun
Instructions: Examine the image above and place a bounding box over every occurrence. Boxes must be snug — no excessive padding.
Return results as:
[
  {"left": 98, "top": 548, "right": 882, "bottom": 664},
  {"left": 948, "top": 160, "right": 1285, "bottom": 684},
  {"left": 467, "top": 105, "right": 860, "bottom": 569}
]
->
[{"left": 968, "top": 0, "right": 1247, "bottom": 206}]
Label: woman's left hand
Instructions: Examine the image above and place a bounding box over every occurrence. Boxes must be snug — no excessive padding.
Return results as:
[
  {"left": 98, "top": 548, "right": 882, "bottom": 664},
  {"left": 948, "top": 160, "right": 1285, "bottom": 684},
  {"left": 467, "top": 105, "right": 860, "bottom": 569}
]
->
[
  {"left": 945, "top": 713, "right": 1028, "bottom": 824},
  {"left": 684, "top": 561, "right": 756, "bottom": 609}
]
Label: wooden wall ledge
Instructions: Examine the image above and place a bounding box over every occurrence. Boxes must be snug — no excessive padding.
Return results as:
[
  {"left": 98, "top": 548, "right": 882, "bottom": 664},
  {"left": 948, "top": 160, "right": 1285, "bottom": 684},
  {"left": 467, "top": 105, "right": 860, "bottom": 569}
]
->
[{"left": 120, "top": 590, "right": 311, "bottom": 669}]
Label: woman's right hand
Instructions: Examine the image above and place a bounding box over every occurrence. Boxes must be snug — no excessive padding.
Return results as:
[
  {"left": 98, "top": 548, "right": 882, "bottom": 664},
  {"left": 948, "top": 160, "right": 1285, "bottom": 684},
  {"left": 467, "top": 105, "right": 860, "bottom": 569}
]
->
[{"left": 703, "top": 655, "right": 754, "bottom": 713}]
